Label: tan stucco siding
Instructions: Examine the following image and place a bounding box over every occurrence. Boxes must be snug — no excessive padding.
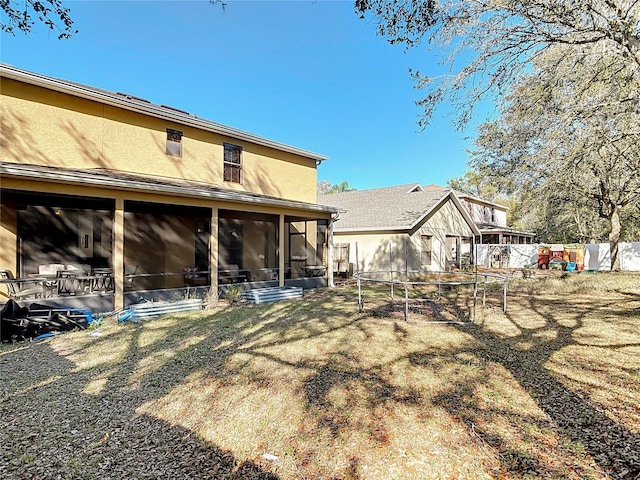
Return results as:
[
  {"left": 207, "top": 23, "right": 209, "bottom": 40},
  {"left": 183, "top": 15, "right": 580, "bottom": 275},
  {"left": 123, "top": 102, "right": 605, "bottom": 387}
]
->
[
  {"left": 332, "top": 232, "right": 410, "bottom": 273},
  {"left": 1, "top": 79, "right": 318, "bottom": 203},
  {"left": 461, "top": 198, "right": 508, "bottom": 227},
  {"left": 333, "top": 198, "right": 476, "bottom": 273},
  {"left": 418, "top": 200, "right": 475, "bottom": 238}
]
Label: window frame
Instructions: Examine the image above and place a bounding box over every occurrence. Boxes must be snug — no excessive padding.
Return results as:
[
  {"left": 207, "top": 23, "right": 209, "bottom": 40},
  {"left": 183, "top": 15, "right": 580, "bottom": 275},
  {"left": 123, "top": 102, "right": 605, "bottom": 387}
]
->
[
  {"left": 223, "top": 143, "right": 243, "bottom": 184},
  {"left": 420, "top": 235, "right": 432, "bottom": 266},
  {"left": 166, "top": 128, "right": 183, "bottom": 157}
]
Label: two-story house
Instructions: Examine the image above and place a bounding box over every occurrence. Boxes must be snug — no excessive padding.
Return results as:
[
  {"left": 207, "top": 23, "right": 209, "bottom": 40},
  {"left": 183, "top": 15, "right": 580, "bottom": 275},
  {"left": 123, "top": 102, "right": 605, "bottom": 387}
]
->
[
  {"left": 421, "top": 185, "right": 535, "bottom": 244},
  {"left": 0, "top": 64, "right": 338, "bottom": 311}
]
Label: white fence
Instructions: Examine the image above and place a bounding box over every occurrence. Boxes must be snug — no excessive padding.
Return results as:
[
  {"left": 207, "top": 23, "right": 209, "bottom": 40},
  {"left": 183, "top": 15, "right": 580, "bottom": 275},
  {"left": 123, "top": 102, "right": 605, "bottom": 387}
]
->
[{"left": 476, "top": 242, "right": 640, "bottom": 271}]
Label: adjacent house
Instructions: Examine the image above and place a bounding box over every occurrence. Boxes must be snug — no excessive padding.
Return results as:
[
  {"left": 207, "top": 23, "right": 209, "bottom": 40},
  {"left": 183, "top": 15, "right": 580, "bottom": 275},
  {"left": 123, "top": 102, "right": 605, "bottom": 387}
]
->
[
  {"left": 318, "top": 184, "right": 480, "bottom": 273},
  {"left": 424, "top": 185, "right": 535, "bottom": 244},
  {"left": 0, "top": 64, "right": 338, "bottom": 311}
]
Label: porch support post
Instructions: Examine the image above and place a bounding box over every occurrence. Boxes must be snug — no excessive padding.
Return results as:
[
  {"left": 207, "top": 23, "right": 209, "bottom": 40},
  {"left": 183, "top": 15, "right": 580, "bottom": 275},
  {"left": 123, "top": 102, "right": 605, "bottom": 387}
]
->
[
  {"left": 210, "top": 207, "right": 218, "bottom": 301},
  {"left": 328, "top": 214, "right": 335, "bottom": 288},
  {"left": 0, "top": 203, "right": 18, "bottom": 275},
  {"left": 279, "top": 214, "right": 285, "bottom": 287},
  {"left": 114, "top": 197, "right": 125, "bottom": 311}
]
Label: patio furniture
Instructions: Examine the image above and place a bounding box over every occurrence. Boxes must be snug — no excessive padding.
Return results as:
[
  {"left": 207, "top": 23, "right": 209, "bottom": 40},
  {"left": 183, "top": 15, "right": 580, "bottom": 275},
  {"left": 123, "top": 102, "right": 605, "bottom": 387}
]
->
[
  {"left": 0, "top": 270, "right": 46, "bottom": 299},
  {"left": 37, "top": 264, "right": 66, "bottom": 296},
  {"left": 56, "top": 271, "right": 82, "bottom": 296},
  {"left": 125, "top": 265, "right": 138, "bottom": 290},
  {"left": 89, "top": 268, "right": 114, "bottom": 293},
  {"left": 184, "top": 267, "right": 208, "bottom": 287},
  {"left": 219, "top": 264, "right": 246, "bottom": 284},
  {"left": 304, "top": 265, "right": 326, "bottom": 277}
]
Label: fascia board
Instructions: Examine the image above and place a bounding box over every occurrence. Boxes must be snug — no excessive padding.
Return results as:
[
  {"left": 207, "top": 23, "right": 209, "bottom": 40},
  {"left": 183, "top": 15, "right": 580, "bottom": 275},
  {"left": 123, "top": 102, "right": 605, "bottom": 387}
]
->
[
  {"left": 408, "top": 191, "right": 481, "bottom": 236},
  {"left": 332, "top": 226, "right": 408, "bottom": 234},
  {"left": 0, "top": 163, "right": 338, "bottom": 214}
]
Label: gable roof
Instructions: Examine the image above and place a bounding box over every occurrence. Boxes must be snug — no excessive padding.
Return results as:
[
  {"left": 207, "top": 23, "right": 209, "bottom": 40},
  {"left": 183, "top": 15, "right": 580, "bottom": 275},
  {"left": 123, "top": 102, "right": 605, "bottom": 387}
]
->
[
  {"left": 0, "top": 63, "right": 328, "bottom": 163},
  {"left": 423, "top": 184, "right": 508, "bottom": 210},
  {"left": 319, "top": 183, "right": 479, "bottom": 234}
]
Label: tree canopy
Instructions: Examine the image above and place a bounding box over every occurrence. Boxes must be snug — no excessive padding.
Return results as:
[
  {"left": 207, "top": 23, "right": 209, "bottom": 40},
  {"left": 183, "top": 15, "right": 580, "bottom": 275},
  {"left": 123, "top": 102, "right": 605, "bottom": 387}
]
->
[
  {"left": 317, "top": 181, "right": 356, "bottom": 195},
  {"left": 356, "top": 0, "right": 640, "bottom": 129},
  {"left": 470, "top": 42, "right": 640, "bottom": 268},
  {"left": 1, "top": 0, "right": 76, "bottom": 38}
]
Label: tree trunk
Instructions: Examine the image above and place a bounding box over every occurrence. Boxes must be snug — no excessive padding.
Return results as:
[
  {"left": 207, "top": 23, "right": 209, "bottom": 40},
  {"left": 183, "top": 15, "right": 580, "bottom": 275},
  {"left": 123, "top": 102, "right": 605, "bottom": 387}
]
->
[{"left": 609, "top": 207, "right": 621, "bottom": 271}]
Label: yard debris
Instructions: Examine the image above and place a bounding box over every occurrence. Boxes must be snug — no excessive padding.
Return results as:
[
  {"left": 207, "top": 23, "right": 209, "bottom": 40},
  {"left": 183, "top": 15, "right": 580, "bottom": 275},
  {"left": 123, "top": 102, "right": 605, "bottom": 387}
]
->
[
  {"left": 260, "top": 453, "right": 280, "bottom": 462},
  {"left": 1, "top": 299, "right": 92, "bottom": 342}
]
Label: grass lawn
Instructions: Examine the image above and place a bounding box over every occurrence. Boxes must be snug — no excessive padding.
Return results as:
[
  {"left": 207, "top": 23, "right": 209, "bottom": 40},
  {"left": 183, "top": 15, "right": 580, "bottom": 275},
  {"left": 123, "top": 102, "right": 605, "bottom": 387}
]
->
[{"left": 1, "top": 272, "right": 639, "bottom": 479}]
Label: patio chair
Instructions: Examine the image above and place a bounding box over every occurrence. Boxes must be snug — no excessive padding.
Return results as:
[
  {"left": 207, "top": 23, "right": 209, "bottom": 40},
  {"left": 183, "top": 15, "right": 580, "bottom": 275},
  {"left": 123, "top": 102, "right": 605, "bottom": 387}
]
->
[
  {"left": 56, "top": 270, "right": 81, "bottom": 296},
  {"left": 125, "top": 265, "right": 138, "bottom": 290},
  {"left": 0, "top": 270, "right": 44, "bottom": 299},
  {"left": 38, "top": 264, "right": 65, "bottom": 296}
]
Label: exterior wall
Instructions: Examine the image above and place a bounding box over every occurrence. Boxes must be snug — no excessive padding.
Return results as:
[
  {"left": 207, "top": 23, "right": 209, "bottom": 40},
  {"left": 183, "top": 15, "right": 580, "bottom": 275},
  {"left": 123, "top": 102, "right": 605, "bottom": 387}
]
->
[
  {"left": 460, "top": 198, "right": 507, "bottom": 227},
  {"left": 476, "top": 243, "right": 640, "bottom": 271},
  {"left": 1, "top": 78, "right": 318, "bottom": 203},
  {"left": 333, "top": 231, "right": 411, "bottom": 273},
  {"left": 334, "top": 198, "right": 476, "bottom": 273}
]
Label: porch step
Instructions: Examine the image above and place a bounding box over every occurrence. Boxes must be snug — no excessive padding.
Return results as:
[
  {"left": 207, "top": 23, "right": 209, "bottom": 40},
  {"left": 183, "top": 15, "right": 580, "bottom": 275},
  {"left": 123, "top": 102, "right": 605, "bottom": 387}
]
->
[{"left": 241, "top": 286, "right": 303, "bottom": 304}]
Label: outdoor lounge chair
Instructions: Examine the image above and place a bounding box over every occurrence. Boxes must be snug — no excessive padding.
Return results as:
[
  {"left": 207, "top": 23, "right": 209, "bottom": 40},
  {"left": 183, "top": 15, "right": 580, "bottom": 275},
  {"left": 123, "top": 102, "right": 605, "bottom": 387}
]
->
[{"left": 0, "top": 270, "right": 44, "bottom": 299}]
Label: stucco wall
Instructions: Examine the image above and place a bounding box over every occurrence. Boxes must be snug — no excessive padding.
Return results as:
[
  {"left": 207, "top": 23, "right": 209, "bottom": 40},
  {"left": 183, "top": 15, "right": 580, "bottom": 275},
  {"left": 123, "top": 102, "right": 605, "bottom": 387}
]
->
[
  {"left": 460, "top": 198, "right": 508, "bottom": 227},
  {"left": 1, "top": 78, "right": 318, "bottom": 203},
  {"left": 334, "top": 197, "right": 476, "bottom": 273}
]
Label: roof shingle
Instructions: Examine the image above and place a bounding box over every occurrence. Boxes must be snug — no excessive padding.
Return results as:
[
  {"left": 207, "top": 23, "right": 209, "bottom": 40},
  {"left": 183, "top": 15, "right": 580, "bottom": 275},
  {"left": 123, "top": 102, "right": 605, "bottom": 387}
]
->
[{"left": 319, "top": 183, "right": 451, "bottom": 231}]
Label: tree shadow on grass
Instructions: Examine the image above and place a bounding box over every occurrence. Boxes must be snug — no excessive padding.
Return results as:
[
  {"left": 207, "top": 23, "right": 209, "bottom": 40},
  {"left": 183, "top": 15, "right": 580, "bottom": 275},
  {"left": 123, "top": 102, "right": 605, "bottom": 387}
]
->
[
  {"left": 0, "top": 294, "right": 377, "bottom": 479},
  {"left": 0, "top": 323, "right": 280, "bottom": 479},
  {"left": 3, "top": 287, "right": 639, "bottom": 479},
  {"left": 430, "top": 293, "right": 640, "bottom": 480}
]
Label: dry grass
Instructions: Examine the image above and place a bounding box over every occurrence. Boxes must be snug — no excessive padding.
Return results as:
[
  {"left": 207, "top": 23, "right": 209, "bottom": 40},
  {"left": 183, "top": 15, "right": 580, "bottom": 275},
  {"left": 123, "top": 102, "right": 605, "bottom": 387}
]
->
[{"left": 1, "top": 272, "right": 639, "bottom": 479}]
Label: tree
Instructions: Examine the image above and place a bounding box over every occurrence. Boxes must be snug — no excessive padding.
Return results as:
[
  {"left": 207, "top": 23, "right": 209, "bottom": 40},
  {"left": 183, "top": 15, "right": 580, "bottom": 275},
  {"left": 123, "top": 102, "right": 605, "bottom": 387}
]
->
[
  {"left": 447, "top": 170, "right": 498, "bottom": 200},
  {"left": 1, "top": 0, "right": 76, "bottom": 38},
  {"left": 317, "top": 181, "right": 356, "bottom": 195},
  {"left": 471, "top": 43, "right": 640, "bottom": 269},
  {"left": 355, "top": 0, "right": 640, "bottom": 129}
]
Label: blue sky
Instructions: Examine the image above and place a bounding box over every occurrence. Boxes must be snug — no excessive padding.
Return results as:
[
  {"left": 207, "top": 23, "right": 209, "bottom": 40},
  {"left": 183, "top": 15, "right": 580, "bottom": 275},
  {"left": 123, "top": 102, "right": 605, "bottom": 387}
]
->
[{"left": 1, "top": 0, "right": 480, "bottom": 190}]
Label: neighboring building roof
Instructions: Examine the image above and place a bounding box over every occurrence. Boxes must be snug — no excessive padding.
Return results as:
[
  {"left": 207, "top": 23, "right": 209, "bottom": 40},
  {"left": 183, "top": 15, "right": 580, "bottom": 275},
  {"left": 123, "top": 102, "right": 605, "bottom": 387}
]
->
[
  {"left": 318, "top": 183, "right": 479, "bottom": 234},
  {"left": 423, "top": 184, "right": 509, "bottom": 210},
  {"left": 0, "top": 162, "right": 338, "bottom": 215},
  {"left": 0, "top": 63, "right": 328, "bottom": 163},
  {"left": 476, "top": 224, "right": 536, "bottom": 237}
]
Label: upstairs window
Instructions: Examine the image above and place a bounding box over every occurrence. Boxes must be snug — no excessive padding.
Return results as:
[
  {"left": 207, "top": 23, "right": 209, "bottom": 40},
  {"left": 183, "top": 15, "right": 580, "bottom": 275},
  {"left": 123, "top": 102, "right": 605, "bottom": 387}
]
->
[
  {"left": 224, "top": 143, "right": 242, "bottom": 183},
  {"left": 166, "top": 128, "right": 183, "bottom": 157}
]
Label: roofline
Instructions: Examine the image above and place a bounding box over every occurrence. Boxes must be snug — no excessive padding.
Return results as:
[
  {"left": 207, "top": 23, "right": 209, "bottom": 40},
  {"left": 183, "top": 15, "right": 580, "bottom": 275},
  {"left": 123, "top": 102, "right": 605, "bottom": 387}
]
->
[
  {"left": 455, "top": 193, "right": 508, "bottom": 210},
  {"left": 333, "top": 226, "right": 408, "bottom": 233},
  {"left": 478, "top": 226, "right": 536, "bottom": 236},
  {"left": 408, "top": 190, "right": 481, "bottom": 236},
  {"left": 332, "top": 190, "right": 481, "bottom": 236},
  {"left": 0, "top": 163, "right": 338, "bottom": 215},
  {"left": 0, "top": 63, "right": 328, "bottom": 163}
]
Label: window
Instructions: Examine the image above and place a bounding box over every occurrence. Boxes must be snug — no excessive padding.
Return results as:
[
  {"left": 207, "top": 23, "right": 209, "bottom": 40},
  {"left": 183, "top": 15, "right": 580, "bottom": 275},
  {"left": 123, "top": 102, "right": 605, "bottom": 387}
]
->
[
  {"left": 224, "top": 143, "right": 242, "bottom": 183},
  {"left": 421, "top": 235, "right": 432, "bottom": 266},
  {"left": 166, "top": 128, "right": 183, "bottom": 157},
  {"left": 490, "top": 208, "right": 496, "bottom": 224}
]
